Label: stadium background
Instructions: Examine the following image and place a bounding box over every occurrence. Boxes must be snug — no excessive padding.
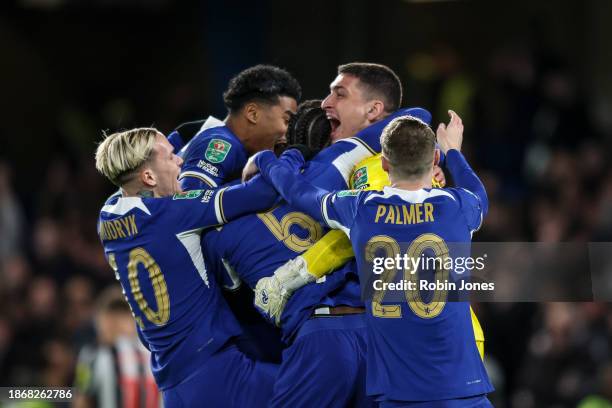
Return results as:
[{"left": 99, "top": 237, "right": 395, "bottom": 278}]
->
[{"left": 1, "top": 0, "right": 612, "bottom": 406}]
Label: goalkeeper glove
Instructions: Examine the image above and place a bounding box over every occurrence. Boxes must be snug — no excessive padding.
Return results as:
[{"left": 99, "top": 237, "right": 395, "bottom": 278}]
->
[{"left": 254, "top": 256, "right": 315, "bottom": 326}]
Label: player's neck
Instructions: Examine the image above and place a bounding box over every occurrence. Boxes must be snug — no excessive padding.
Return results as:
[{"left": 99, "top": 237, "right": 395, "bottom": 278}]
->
[
  {"left": 225, "top": 115, "right": 254, "bottom": 153},
  {"left": 390, "top": 175, "right": 432, "bottom": 191},
  {"left": 121, "top": 185, "right": 155, "bottom": 198}
]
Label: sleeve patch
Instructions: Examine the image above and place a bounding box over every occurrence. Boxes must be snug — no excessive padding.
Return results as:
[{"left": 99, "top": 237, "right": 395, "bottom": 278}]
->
[
  {"left": 336, "top": 189, "right": 360, "bottom": 197},
  {"left": 351, "top": 166, "right": 369, "bottom": 189},
  {"left": 205, "top": 138, "right": 232, "bottom": 163},
  {"left": 173, "top": 190, "right": 204, "bottom": 200}
]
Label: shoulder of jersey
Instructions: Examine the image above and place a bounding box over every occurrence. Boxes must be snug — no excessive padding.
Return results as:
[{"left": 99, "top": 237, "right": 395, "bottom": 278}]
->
[
  {"left": 102, "top": 191, "right": 122, "bottom": 207},
  {"left": 363, "top": 187, "right": 456, "bottom": 205},
  {"left": 191, "top": 125, "right": 235, "bottom": 148}
]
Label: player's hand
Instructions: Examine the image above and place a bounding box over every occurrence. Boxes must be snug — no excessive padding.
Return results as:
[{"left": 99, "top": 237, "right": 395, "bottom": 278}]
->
[
  {"left": 254, "top": 276, "right": 289, "bottom": 326},
  {"left": 242, "top": 153, "right": 261, "bottom": 182},
  {"left": 432, "top": 165, "right": 446, "bottom": 187},
  {"left": 436, "top": 110, "right": 463, "bottom": 154},
  {"left": 253, "top": 256, "right": 315, "bottom": 325}
]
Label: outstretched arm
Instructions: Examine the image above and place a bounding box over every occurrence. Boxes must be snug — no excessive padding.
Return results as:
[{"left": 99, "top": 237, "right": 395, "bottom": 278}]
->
[
  {"left": 255, "top": 150, "right": 329, "bottom": 223},
  {"left": 436, "top": 110, "right": 488, "bottom": 231},
  {"left": 174, "top": 149, "right": 305, "bottom": 230}
]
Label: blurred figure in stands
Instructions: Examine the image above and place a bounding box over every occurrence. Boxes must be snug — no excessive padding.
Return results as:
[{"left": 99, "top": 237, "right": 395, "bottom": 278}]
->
[
  {"left": 0, "top": 160, "right": 25, "bottom": 266},
  {"left": 74, "top": 286, "right": 159, "bottom": 408}
]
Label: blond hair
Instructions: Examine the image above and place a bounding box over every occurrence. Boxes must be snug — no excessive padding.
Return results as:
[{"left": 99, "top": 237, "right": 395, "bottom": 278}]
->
[
  {"left": 380, "top": 116, "right": 436, "bottom": 180},
  {"left": 95, "top": 128, "right": 159, "bottom": 186}
]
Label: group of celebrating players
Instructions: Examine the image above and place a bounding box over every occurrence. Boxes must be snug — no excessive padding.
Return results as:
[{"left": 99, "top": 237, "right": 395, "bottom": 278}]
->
[{"left": 94, "top": 63, "right": 494, "bottom": 407}]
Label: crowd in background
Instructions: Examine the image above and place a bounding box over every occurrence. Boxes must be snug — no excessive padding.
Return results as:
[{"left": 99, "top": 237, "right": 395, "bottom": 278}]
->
[{"left": 0, "top": 42, "right": 611, "bottom": 408}]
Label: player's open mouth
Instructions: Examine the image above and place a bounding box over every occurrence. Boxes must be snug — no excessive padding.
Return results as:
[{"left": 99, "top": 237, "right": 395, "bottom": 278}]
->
[{"left": 328, "top": 117, "right": 341, "bottom": 136}]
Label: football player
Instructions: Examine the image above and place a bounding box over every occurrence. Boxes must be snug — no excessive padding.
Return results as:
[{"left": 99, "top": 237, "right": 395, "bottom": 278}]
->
[
  {"left": 94, "top": 128, "right": 302, "bottom": 407},
  {"left": 172, "top": 64, "right": 302, "bottom": 361},
  {"left": 252, "top": 111, "right": 494, "bottom": 407},
  {"left": 258, "top": 103, "right": 486, "bottom": 360},
  {"left": 176, "top": 64, "right": 300, "bottom": 189}
]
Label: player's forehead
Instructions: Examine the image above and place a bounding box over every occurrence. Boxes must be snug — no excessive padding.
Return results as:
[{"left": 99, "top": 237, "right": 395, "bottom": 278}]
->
[
  {"left": 276, "top": 95, "right": 298, "bottom": 114},
  {"left": 329, "top": 73, "right": 361, "bottom": 93},
  {"left": 153, "top": 132, "right": 173, "bottom": 155},
  {"left": 259, "top": 96, "right": 297, "bottom": 120}
]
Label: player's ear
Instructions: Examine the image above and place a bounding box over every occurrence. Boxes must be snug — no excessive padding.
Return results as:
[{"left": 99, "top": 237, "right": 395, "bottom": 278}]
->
[
  {"left": 381, "top": 155, "right": 390, "bottom": 174},
  {"left": 244, "top": 102, "right": 259, "bottom": 125},
  {"left": 434, "top": 149, "right": 440, "bottom": 166},
  {"left": 366, "top": 100, "right": 385, "bottom": 122},
  {"left": 140, "top": 167, "right": 157, "bottom": 188}
]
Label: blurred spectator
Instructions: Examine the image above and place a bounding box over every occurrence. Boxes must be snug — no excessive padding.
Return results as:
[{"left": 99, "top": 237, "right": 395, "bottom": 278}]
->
[
  {"left": 74, "top": 286, "right": 160, "bottom": 408},
  {"left": 512, "top": 303, "right": 612, "bottom": 408},
  {"left": 576, "top": 361, "right": 612, "bottom": 408},
  {"left": 63, "top": 276, "right": 95, "bottom": 346},
  {"left": 0, "top": 317, "right": 14, "bottom": 384},
  {"left": 36, "top": 157, "right": 75, "bottom": 220},
  {"left": 31, "top": 217, "right": 78, "bottom": 284},
  {"left": 0, "top": 160, "right": 25, "bottom": 266},
  {"left": 41, "top": 337, "right": 75, "bottom": 387}
]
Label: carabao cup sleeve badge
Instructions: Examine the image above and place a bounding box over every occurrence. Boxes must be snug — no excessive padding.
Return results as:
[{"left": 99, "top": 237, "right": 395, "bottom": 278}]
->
[
  {"left": 352, "top": 166, "right": 368, "bottom": 189},
  {"left": 205, "top": 139, "right": 232, "bottom": 163}
]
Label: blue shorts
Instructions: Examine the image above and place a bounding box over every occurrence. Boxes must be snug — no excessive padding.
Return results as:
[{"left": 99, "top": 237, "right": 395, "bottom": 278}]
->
[
  {"left": 163, "top": 343, "right": 278, "bottom": 408},
  {"left": 379, "top": 395, "right": 493, "bottom": 408},
  {"left": 271, "top": 313, "right": 376, "bottom": 408}
]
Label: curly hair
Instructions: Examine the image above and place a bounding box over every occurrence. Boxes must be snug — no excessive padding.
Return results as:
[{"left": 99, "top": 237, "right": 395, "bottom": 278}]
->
[
  {"left": 286, "top": 100, "right": 331, "bottom": 150},
  {"left": 223, "top": 64, "right": 301, "bottom": 113}
]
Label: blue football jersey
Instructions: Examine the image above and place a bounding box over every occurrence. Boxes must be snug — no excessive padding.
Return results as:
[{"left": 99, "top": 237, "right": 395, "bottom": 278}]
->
[
  {"left": 320, "top": 187, "right": 493, "bottom": 402},
  {"left": 201, "top": 154, "right": 360, "bottom": 341},
  {"left": 98, "top": 177, "right": 278, "bottom": 390},
  {"left": 200, "top": 108, "right": 433, "bottom": 341},
  {"left": 178, "top": 116, "right": 248, "bottom": 189},
  {"left": 256, "top": 149, "right": 494, "bottom": 402}
]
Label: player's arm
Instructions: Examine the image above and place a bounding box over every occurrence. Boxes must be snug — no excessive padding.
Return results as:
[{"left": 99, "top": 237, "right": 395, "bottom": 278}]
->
[
  {"left": 446, "top": 150, "right": 488, "bottom": 231},
  {"left": 255, "top": 148, "right": 362, "bottom": 230},
  {"left": 254, "top": 229, "right": 354, "bottom": 318},
  {"left": 255, "top": 150, "right": 328, "bottom": 223},
  {"left": 445, "top": 149, "right": 487, "bottom": 213},
  {"left": 253, "top": 150, "right": 363, "bottom": 322},
  {"left": 437, "top": 110, "right": 488, "bottom": 231},
  {"left": 170, "top": 176, "right": 276, "bottom": 231},
  {"left": 253, "top": 220, "right": 355, "bottom": 325},
  {"left": 301, "top": 230, "right": 353, "bottom": 278},
  {"left": 174, "top": 150, "right": 305, "bottom": 230},
  {"left": 352, "top": 107, "right": 431, "bottom": 152}
]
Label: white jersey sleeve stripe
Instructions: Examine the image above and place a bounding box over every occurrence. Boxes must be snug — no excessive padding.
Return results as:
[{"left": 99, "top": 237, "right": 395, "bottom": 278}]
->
[
  {"left": 179, "top": 171, "right": 218, "bottom": 188},
  {"left": 214, "top": 187, "right": 228, "bottom": 224}
]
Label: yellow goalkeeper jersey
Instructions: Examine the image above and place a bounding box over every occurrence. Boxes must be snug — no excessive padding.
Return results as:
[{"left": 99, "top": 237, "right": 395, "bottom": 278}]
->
[{"left": 301, "top": 153, "right": 485, "bottom": 359}]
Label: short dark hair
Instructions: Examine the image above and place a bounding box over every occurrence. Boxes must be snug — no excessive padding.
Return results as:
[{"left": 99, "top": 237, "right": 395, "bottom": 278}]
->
[
  {"left": 380, "top": 116, "right": 435, "bottom": 180},
  {"left": 223, "top": 65, "right": 301, "bottom": 113},
  {"left": 338, "top": 62, "right": 402, "bottom": 113}
]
